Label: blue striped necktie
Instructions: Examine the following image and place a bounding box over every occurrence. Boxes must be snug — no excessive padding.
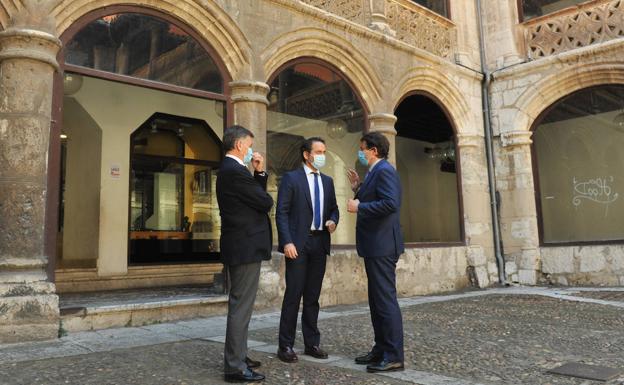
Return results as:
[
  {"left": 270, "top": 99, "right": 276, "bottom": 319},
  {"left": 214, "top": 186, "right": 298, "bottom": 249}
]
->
[{"left": 313, "top": 173, "right": 321, "bottom": 230}]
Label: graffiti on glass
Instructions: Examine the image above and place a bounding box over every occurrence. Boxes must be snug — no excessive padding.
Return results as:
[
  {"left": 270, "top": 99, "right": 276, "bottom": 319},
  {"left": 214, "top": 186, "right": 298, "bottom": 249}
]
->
[{"left": 572, "top": 177, "right": 619, "bottom": 210}]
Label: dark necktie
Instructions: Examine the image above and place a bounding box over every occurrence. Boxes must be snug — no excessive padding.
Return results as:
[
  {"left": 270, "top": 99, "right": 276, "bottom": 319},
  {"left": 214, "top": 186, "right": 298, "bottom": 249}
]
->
[{"left": 313, "top": 173, "right": 321, "bottom": 230}]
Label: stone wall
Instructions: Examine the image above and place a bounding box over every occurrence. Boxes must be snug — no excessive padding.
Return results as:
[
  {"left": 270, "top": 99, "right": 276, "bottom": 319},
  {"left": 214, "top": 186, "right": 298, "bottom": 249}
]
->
[
  {"left": 541, "top": 246, "right": 624, "bottom": 286},
  {"left": 256, "top": 247, "right": 471, "bottom": 310}
]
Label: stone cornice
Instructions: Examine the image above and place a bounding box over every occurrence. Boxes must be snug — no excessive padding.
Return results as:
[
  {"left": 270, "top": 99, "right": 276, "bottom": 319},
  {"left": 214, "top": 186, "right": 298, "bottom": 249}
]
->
[
  {"left": 0, "top": 28, "right": 61, "bottom": 71},
  {"left": 229, "top": 81, "right": 270, "bottom": 105},
  {"left": 492, "top": 36, "right": 624, "bottom": 82}
]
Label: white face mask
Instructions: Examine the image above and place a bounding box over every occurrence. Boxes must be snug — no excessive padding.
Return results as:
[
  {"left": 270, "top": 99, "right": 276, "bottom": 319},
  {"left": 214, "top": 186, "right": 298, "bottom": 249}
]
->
[{"left": 311, "top": 154, "right": 326, "bottom": 169}]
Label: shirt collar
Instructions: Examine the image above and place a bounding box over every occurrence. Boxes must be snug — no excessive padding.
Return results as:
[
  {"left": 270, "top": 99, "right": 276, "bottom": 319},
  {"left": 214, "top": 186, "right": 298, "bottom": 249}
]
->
[
  {"left": 369, "top": 158, "right": 382, "bottom": 171},
  {"left": 303, "top": 163, "right": 319, "bottom": 175},
  {"left": 226, "top": 154, "right": 245, "bottom": 167}
]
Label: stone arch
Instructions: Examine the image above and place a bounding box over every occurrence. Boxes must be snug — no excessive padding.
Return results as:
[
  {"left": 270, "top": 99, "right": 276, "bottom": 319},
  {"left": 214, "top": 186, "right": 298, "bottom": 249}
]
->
[
  {"left": 50, "top": 0, "right": 253, "bottom": 79},
  {"left": 261, "top": 27, "right": 384, "bottom": 114},
  {"left": 516, "top": 62, "right": 624, "bottom": 133},
  {"left": 392, "top": 67, "right": 473, "bottom": 135}
]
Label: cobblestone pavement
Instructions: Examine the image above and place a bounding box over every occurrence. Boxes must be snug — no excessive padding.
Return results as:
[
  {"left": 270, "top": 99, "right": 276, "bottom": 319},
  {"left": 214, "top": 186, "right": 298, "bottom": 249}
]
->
[{"left": 1, "top": 287, "right": 624, "bottom": 385}]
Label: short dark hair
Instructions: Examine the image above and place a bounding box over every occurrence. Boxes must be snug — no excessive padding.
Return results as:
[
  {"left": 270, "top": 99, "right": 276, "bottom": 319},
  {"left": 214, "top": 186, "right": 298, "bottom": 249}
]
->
[
  {"left": 300, "top": 137, "right": 326, "bottom": 162},
  {"left": 223, "top": 125, "right": 254, "bottom": 152},
  {"left": 360, "top": 132, "right": 389, "bottom": 159}
]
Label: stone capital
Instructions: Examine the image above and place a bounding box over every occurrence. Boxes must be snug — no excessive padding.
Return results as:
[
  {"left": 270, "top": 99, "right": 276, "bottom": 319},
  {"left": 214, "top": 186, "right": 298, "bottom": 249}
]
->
[
  {"left": 368, "top": 113, "right": 397, "bottom": 135},
  {"left": 0, "top": 28, "right": 61, "bottom": 71},
  {"left": 500, "top": 130, "right": 533, "bottom": 148},
  {"left": 229, "top": 80, "right": 270, "bottom": 105},
  {"left": 456, "top": 133, "right": 484, "bottom": 149}
]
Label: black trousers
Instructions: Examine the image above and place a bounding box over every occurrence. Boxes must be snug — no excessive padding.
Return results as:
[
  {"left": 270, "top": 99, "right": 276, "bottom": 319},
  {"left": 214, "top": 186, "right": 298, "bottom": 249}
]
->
[{"left": 278, "top": 233, "right": 327, "bottom": 348}]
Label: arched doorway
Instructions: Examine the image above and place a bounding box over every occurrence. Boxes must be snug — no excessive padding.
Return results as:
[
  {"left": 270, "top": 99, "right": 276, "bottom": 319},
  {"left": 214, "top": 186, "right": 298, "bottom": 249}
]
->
[
  {"left": 266, "top": 59, "right": 369, "bottom": 244},
  {"left": 50, "top": 7, "right": 230, "bottom": 284},
  {"left": 532, "top": 85, "right": 624, "bottom": 244},
  {"left": 394, "top": 93, "right": 463, "bottom": 244}
]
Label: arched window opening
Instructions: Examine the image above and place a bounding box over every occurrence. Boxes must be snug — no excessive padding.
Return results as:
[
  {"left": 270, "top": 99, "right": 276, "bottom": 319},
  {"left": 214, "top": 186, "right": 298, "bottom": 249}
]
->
[
  {"left": 533, "top": 85, "right": 624, "bottom": 244},
  {"left": 266, "top": 60, "right": 368, "bottom": 244},
  {"left": 394, "top": 94, "right": 463, "bottom": 244}
]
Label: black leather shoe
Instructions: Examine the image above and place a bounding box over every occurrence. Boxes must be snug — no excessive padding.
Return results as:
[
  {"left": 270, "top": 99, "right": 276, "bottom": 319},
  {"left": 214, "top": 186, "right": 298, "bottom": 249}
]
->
[
  {"left": 304, "top": 346, "right": 328, "bottom": 359},
  {"left": 224, "top": 368, "right": 265, "bottom": 382},
  {"left": 354, "top": 351, "right": 382, "bottom": 365},
  {"left": 277, "top": 346, "right": 298, "bottom": 363},
  {"left": 245, "top": 356, "right": 261, "bottom": 368},
  {"left": 366, "top": 359, "right": 404, "bottom": 373}
]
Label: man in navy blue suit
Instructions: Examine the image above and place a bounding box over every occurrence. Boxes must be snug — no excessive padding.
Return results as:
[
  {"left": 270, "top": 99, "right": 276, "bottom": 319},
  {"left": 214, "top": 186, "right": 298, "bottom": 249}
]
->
[
  {"left": 275, "top": 137, "right": 339, "bottom": 363},
  {"left": 347, "top": 132, "right": 405, "bottom": 373}
]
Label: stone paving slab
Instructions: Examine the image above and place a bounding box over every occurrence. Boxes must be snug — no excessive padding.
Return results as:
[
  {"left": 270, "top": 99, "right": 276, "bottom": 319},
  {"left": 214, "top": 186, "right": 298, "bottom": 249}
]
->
[{"left": 2, "top": 287, "right": 624, "bottom": 384}]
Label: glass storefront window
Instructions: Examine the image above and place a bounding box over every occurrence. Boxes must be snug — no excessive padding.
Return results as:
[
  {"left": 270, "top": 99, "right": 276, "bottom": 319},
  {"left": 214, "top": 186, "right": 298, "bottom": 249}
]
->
[
  {"left": 412, "top": 0, "right": 450, "bottom": 18},
  {"left": 65, "top": 12, "right": 223, "bottom": 93},
  {"left": 395, "top": 94, "right": 462, "bottom": 243},
  {"left": 129, "top": 114, "right": 222, "bottom": 263},
  {"left": 534, "top": 85, "right": 624, "bottom": 243},
  {"left": 267, "top": 62, "right": 367, "bottom": 244},
  {"left": 521, "top": 0, "right": 587, "bottom": 21}
]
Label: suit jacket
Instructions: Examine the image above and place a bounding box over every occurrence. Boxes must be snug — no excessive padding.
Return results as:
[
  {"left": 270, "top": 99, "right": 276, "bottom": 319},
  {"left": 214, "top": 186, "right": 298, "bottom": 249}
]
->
[
  {"left": 216, "top": 156, "right": 274, "bottom": 266},
  {"left": 355, "top": 159, "right": 405, "bottom": 259},
  {"left": 276, "top": 167, "right": 339, "bottom": 256}
]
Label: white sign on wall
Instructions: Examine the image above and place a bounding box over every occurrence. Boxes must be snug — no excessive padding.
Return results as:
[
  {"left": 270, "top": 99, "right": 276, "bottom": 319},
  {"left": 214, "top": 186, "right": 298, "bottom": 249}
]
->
[{"left": 110, "top": 164, "right": 121, "bottom": 179}]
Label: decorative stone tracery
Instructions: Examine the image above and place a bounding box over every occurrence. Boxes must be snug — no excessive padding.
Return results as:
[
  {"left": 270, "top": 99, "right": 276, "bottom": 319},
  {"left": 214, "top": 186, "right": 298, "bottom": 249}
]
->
[{"left": 526, "top": 0, "right": 624, "bottom": 58}]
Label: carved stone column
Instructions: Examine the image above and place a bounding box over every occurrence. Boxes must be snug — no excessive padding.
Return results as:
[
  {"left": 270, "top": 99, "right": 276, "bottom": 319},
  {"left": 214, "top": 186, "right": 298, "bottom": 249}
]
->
[
  {"left": 498, "top": 130, "right": 540, "bottom": 285},
  {"left": 230, "top": 81, "right": 270, "bottom": 154},
  {"left": 368, "top": 0, "right": 396, "bottom": 37},
  {"left": 479, "top": 0, "right": 524, "bottom": 70},
  {"left": 368, "top": 113, "right": 397, "bottom": 166},
  {"left": 456, "top": 133, "right": 494, "bottom": 287},
  {"left": 0, "top": 27, "right": 62, "bottom": 342}
]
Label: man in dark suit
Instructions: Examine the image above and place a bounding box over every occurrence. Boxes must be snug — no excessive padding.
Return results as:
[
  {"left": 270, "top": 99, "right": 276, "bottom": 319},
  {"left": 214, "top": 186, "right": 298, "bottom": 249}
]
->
[
  {"left": 216, "top": 125, "right": 273, "bottom": 383},
  {"left": 275, "top": 137, "right": 339, "bottom": 363},
  {"left": 347, "top": 132, "right": 405, "bottom": 373}
]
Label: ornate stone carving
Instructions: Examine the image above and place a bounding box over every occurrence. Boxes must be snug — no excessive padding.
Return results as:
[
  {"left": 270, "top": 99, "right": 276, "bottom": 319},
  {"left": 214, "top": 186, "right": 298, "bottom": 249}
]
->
[
  {"left": 385, "top": 0, "right": 456, "bottom": 60},
  {"left": 526, "top": 0, "right": 624, "bottom": 58},
  {"left": 299, "top": 0, "right": 365, "bottom": 24}
]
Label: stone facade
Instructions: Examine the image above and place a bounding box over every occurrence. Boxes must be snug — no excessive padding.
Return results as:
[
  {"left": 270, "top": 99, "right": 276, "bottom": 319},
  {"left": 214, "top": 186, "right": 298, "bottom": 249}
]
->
[{"left": 1, "top": 0, "right": 623, "bottom": 343}]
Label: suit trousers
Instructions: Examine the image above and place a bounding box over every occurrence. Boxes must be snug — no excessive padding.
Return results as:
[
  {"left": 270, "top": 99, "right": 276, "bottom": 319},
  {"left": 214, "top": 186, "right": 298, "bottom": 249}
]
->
[
  {"left": 278, "top": 234, "right": 327, "bottom": 348},
  {"left": 224, "top": 261, "right": 262, "bottom": 374},
  {"left": 364, "top": 255, "right": 404, "bottom": 362}
]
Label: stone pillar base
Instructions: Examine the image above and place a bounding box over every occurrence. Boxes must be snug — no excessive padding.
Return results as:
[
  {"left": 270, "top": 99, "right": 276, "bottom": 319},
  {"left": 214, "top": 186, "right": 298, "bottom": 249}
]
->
[{"left": 0, "top": 283, "right": 59, "bottom": 343}]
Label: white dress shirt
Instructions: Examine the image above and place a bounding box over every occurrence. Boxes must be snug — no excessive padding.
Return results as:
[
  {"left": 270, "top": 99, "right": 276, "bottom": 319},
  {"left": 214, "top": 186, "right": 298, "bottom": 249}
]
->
[
  {"left": 303, "top": 163, "right": 324, "bottom": 230},
  {"left": 226, "top": 154, "right": 245, "bottom": 166}
]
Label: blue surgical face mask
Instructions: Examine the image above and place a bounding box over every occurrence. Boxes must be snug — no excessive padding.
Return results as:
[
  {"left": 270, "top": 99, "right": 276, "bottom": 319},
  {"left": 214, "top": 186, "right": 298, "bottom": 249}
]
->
[
  {"left": 358, "top": 150, "right": 368, "bottom": 167},
  {"left": 311, "top": 154, "right": 326, "bottom": 170},
  {"left": 243, "top": 147, "right": 253, "bottom": 165}
]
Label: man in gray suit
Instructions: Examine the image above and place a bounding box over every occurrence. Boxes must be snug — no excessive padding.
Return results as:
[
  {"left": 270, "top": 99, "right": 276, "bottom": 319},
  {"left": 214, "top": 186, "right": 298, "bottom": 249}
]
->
[{"left": 216, "top": 125, "right": 273, "bottom": 383}]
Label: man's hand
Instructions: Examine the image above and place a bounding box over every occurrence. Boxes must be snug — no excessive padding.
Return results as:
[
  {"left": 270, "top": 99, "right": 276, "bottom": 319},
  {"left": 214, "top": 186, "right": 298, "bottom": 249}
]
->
[
  {"left": 347, "top": 199, "right": 360, "bottom": 213},
  {"left": 284, "top": 243, "right": 298, "bottom": 259},
  {"left": 252, "top": 152, "right": 264, "bottom": 172},
  {"left": 325, "top": 220, "right": 337, "bottom": 234},
  {"left": 346, "top": 169, "right": 360, "bottom": 192}
]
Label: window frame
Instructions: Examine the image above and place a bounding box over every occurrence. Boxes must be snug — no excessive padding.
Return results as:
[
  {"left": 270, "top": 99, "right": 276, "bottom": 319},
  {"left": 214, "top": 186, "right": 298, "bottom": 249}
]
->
[
  {"left": 531, "top": 84, "right": 624, "bottom": 247},
  {"left": 46, "top": 5, "right": 232, "bottom": 277}
]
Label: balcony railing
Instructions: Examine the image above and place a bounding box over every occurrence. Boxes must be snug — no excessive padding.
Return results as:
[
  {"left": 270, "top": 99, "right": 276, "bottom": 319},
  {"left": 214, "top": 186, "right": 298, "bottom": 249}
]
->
[
  {"left": 385, "top": 0, "right": 456, "bottom": 60},
  {"left": 298, "top": 0, "right": 456, "bottom": 61},
  {"left": 299, "top": 0, "right": 367, "bottom": 24},
  {"left": 525, "top": 0, "right": 624, "bottom": 59}
]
